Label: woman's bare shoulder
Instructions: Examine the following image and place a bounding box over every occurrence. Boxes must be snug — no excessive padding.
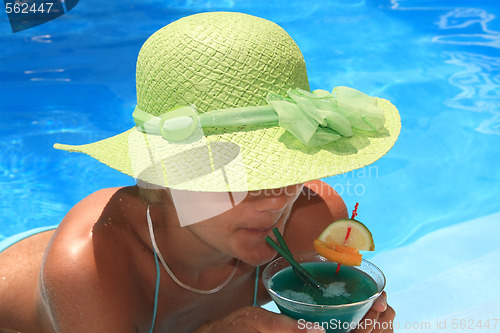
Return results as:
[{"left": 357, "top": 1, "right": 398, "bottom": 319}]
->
[
  {"left": 44, "top": 187, "right": 128, "bottom": 259},
  {"left": 59, "top": 187, "right": 126, "bottom": 224},
  {"left": 41, "top": 186, "right": 131, "bottom": 287},
  {"left": 301, "top": 180, "right": 348, "bottom": 220},
  {"left": 43, "top": 186, "right": 145, "bottom": 273},
  {"left": 40, "top": 186, "right": 144, "bottom": 331},
  {"left": 284, "top": 180, "right": 348, "bottom": 252}
]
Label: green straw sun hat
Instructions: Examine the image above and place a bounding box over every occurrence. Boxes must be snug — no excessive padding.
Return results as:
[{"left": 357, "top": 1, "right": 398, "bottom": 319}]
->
[{"left": 54, "top": 12, "right": 401, "bottom": 192}]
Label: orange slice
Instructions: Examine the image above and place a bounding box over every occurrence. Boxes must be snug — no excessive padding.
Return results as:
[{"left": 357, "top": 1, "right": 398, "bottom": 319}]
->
[{"left": 313, "top": 239, "right": 362, "bottom": 266}]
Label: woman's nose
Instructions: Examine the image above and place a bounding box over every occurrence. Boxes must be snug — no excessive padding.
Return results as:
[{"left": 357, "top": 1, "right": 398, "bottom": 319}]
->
[{"left": 248, "top": 188, "right": 290, "bottom": 213}]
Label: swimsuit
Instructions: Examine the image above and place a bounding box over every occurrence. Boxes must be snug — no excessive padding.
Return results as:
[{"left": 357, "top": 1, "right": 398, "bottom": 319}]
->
[
  {"left": 0, "top": 219, "right": 261, "bottom": 333},
  {"left": 0, "top": 225, "right": 58, "bottom": 253}
]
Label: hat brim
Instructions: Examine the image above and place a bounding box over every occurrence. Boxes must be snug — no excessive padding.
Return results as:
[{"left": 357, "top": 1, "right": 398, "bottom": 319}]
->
[{"left": 54, "top": 97, "right": 400, "bottom": 192}]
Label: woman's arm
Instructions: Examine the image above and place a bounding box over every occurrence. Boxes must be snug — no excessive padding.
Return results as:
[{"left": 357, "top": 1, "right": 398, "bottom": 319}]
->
[{"left": 194, "top": 306, "right": 325, "bottom": 333}]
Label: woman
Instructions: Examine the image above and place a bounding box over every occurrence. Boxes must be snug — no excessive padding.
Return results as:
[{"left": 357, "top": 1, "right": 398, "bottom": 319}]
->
[{"left": 0, "top": 12, "right": 398, "bottom": 332}]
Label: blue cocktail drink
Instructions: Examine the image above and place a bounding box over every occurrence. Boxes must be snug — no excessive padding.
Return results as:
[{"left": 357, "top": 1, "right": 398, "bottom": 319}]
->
[{"left": 263, "top": 251, "right": 385, "bottom": 333}]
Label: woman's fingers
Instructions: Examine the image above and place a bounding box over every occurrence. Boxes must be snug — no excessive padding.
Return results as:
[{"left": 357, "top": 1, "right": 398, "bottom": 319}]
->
[
  {"left": 372, "top": 291, "right": 388, "bottom": 312},
  {"left": 373, "top": 304, "right": 395, "bottom": 333},
  {"left": 350, "top": 292, "right": 395, "bottom": 333},
  {"left": 352, "top": 306, "right": 382, "bottom": 333}
]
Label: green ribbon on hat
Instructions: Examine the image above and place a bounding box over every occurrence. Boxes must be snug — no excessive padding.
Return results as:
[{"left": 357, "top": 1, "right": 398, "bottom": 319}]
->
[{"left": 132, "top": 86, "right": 386, "bottom": 147}]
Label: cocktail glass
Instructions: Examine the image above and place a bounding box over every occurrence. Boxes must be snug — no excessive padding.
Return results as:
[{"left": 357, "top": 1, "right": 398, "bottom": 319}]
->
[{"left": 262, "top": 251, "right": 385, "bottom": 333}]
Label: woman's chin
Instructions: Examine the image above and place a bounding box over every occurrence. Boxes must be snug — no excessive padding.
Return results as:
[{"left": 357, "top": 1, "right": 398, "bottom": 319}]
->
[{"left": 237, "top": 246, "right": 278, "bottom": 267}]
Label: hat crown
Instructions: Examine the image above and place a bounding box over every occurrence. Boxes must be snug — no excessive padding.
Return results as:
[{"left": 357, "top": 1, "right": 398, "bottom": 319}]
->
[{"left": 136, "top": 12, "right": 309, "bottom": 116}]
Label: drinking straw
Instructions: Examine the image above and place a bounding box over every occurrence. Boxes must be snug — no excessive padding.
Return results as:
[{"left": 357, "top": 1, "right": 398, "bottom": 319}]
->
[
  {"left": 272, "top": 228, "right": 293, "bottom": 257},
  {"left": 266, "top": 228, "right": 324, "bottom": 289},
  {"left": 271, "top": 228, "right": 314, "bottom": 287}
]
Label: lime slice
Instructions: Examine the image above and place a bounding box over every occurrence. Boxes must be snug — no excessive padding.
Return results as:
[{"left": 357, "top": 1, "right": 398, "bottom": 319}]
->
[{"left": 317, "top": 219, "right": 375, "bottom": 251}]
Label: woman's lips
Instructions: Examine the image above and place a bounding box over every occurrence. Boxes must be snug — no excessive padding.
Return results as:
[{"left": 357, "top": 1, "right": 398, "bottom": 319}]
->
[
  {"left": 243, "top": 226, "right": 274, "bottom": 234},
  {"left": 242, "top": 221, "right": 279, "bottom": 235}
]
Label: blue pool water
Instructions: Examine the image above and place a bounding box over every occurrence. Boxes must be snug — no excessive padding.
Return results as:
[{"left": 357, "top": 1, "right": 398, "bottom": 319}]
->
[{"left": 1, "top": 0, "right": 499, "bottom": 330}]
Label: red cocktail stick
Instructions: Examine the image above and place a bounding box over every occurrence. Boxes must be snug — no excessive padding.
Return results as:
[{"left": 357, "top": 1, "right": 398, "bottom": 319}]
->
[
  {"left": 335, "top": 203, "right": 359, "bottom": 274},
  {"left": 351, "top": 202, "right": 359, "bottom": 219}
]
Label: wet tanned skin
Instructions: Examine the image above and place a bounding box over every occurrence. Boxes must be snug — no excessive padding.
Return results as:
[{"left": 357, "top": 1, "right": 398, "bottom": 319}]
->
[{"left": 0, "top": 180, "right": 348, "bottom": 332}]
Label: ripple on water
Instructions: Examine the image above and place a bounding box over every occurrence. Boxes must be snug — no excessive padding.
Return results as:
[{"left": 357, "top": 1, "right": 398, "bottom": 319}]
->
[
  {"left": 0, "top": 139, "right": 66, "bottom": 239},
  {"left": 433, "top": 7, "right": 500, "bottom": 48},
  {"left": 444, "top": 52, "right": 500, "bottom": 135},
  {"left": 430, "top": 6, "right": 500, "bottom": 135},
  {"left": 0, "top": 108, "right": 129, "bottom": 240}
]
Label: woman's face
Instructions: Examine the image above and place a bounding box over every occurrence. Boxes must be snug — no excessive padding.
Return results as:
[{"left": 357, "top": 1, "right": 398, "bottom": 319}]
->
[{"left": 178, "top": 183, "right": 305, "bottom": 266}]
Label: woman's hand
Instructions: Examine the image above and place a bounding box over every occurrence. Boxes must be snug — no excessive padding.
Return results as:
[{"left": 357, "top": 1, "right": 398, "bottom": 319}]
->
[
  {"left": 352, "top": 292, "right": 395, "bottom": 333},
  {"left": 196, "top": 293, "right": 394, "bottom": 333},
  {"left": 195, "top": 306, "right": 325, "bottom": 333}
]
